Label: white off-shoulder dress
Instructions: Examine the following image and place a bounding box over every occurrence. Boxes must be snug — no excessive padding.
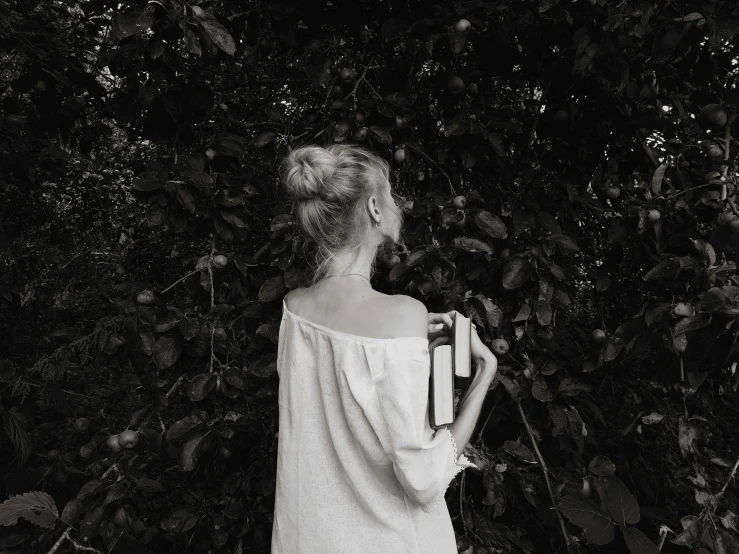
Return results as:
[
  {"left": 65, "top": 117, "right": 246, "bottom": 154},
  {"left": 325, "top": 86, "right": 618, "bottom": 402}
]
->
[{"left": 271, "top": 298, "right": 477, "bottom": 554}]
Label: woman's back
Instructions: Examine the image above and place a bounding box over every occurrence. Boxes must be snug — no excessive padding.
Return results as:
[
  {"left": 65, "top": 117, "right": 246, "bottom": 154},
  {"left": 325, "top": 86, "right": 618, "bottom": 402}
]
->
[{"left": 271, "top": 290, "right": 475, "bottom": 553}]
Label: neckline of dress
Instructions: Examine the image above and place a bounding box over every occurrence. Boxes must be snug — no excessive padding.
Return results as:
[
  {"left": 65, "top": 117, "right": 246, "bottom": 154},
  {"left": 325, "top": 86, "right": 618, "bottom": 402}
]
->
[{"left": 282, "top": 298, "right": 430, "bottom": 345}]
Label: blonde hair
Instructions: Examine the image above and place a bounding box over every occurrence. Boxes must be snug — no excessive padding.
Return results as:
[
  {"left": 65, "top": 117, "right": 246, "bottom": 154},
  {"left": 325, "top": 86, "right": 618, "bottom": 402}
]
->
[{"left": 279, "top": 144, "right": 403, "bottom": 287}]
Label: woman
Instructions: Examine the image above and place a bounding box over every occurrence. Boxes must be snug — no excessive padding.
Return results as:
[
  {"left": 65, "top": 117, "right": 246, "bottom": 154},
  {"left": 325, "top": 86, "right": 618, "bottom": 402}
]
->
[{"left": 271, "top": 144, "right": 498, "bottom": 553}]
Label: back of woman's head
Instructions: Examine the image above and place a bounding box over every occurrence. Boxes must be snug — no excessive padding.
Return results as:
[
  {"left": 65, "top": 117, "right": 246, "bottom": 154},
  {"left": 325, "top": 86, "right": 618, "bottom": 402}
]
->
[{"left": 279, "top": 144, "right": 400, "bottom": 285}]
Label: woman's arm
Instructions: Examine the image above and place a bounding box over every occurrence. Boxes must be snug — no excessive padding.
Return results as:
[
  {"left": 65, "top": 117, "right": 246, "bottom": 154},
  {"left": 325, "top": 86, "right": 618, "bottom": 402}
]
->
[{"left": 446, "top": 357, "right": 496, "bottom": 459}]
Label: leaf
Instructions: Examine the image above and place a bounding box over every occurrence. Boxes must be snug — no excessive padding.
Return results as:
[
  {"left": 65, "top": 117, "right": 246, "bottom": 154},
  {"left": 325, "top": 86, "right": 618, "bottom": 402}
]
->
[
  {"left": 474, "top": 211, "right": 508, "bottom": 239},
  {"left": 0, "top": 491, "right": 58, "bottom": 530},
  {"left": 644, "top": 258, "right": 679, "bottom": 281},
  {"left": 502, "top": 258, "right": 531, "bottom": 290},
  {"left": 253, "top": 130, "right": 276, "bottom": 147},
  {"left": 179, "top": 431, "right": 213, "bottom": 471},
  {"left": 199, "top": 20, "right": 236, "bottom": 56},
  {"left": 220, "top": 210, "right": 247, "bottom": 228},
  {"left": 535, "top": 299, "right": 552, "bottom": 326},
  {"left": 538, "top": 212, "right": 561, "bottom": 234},
  {"left": 675, "top": 12, "right": 704, "bottom": 22},
  {"left": 381, "top": 18, "right": 408, "bottom": 42},
  {"left": 605, "top": 475, "right": 640, "bottom": 525},
  {"left": 678, "top": 417, "right": 698, "bottom": 459},
  {"left": 153, "top": 336, "right": 181, "bottom": 370},
  {"left": 188, "top": 373, "right": 217, "bottom": 401},
  {"left": 258, "top": 275, "right": 287, "bottom": 303},
  {"left": 546, "top": 234, "right": 579, "bottom": 251},
  {"left": 621, "top": 525, "right": 659, "bottom": 554},
  {"left": 185, "top": 29, "right": 202, "bottom": 57},
  {"left": 557, "top": 495, "right": 616, "bottom": 545},
  {"left": 503, "top": 441, "right": 537, "bottom": 463},
  {"left": 449, "top": 30, "right": 467, "bottom": 54},
  {"left": 673, "top": 314, "right": 711, "bottom": 336},
  {"left": 641, "top": 412, "right": 664, "bottom": 425},
  {"left": 177, "top": 188, "right": 196, "bottom": 214},
  {"left": 451, "top": 236, "right": 494, "bottom": 254},
  {"left": 2, "top": 408, "right": 32, "bottom": 468},
  {"left": 651, "top": 163, "right": 667, "bottom": 194},
  {"left": 589, "top": 455, "right": 616, "bottom": 476},
  {"left": 160, "top": 506, "right": 200, "bottom": 533},
  {"left": 166, "top": 416, "right": 203, "bottom": 443},
  {"left": 368, "top": 126, "right": 392, "bottom": 145},
  {"left": 215, "top": 133, "right": 245, "bottom": 156},
  {"left": 532, "top": 378, "right": 555, "bottom": 402},
  {"left": 539, "top": 0, "right": 560, "bottom": 13}
]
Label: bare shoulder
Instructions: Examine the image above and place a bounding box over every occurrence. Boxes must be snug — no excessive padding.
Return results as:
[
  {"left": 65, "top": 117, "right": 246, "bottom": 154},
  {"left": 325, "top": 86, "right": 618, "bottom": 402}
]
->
[{"left": 384, "top": 295, "right": 428, "bottom": 339}]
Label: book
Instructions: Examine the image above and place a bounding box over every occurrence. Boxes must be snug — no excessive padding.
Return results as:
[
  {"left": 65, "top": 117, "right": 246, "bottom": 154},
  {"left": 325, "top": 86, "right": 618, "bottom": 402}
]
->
[{"left": 429, "top": 312, "right": 472, "bottom": 428}]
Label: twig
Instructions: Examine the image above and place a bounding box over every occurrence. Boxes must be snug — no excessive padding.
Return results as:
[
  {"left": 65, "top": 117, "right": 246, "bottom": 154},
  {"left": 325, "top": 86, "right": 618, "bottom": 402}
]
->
[
  {"left": 720, "top": 114, "right": 737, "bottom": 201},
  {"left": 208, "top": 235, "right": 216, "bottom": 308},
  {"left": 406, "top": 143, "right": 456, "bottom": 196},
  {"left": 476, "top": 399, "right": 497, "bottom": 445},
  {"left": 165, "top": 375, "right": 185, "bottom": 398},
  {"left": 662, "top": 181, "right": 719, "bottom": 199},
  {"left": 160, "top": 269, "right": 200, "bottom": 294},
  {"left": 345, "top": 63, "right": 371, "bottom": 110},
  {"left": 514, "top": 399, "right": 571, "bottom": 548},
  {"left": 209, "top": 324, "right": 216, "bottom": 373},
  {"left": 46, "top": 528, "right": 71, "bottom": 554},
  {"left": 636, "top": 129, "right": 674, "bottom": 190},
  {"left": 688, "top": 454, "right": 739, "bottom": 554}
]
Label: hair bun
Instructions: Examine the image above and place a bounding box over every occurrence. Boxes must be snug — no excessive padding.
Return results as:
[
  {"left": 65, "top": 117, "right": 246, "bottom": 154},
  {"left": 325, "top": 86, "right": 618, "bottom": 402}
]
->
[{"left": 283, "top": 146, "right": 337, "bottom": 202}]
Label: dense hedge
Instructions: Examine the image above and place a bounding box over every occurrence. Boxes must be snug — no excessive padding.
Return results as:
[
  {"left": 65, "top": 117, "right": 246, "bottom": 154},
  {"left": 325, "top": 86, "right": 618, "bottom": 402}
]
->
[{"left": 2, "top": 1, "right": 739, "bottom": 553}]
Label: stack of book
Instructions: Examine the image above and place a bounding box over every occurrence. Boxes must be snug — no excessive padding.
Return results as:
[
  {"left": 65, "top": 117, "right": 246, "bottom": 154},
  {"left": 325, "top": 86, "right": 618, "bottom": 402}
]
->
[{"left": 429, "top": 311, "right": 472, "bottom": 429}]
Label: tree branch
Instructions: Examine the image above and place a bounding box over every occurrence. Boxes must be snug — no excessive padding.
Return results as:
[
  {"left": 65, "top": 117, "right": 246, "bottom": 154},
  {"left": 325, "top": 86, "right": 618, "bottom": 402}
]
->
[{"left": 515, "top": 399, "right": 571, "bottom": 549}]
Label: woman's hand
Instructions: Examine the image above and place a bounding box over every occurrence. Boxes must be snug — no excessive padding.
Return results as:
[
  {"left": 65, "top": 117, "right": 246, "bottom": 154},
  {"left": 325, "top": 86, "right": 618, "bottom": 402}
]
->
[
  {"left": 428, "top": 311, "right": 498, "bottom": 369},
  {"left": 427, "top": 311, "right": 454, "bottom": 349}
]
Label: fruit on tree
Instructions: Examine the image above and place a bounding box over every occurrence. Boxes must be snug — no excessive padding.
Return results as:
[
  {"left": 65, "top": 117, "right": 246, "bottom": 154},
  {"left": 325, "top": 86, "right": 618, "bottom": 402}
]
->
[
  {"left": 191, "top": 5, "right": 206, "bottom": 18},
  {"left": 354, "top": 110, "right": 366, "bottom": 125},
  {"left": 673, "top": 302, "right": 695, "bottom": 317},
  {"left": 395, "top": 115, "right": 406, "bottom": 130},
  {"left": 554, "top": 109, "right": 569, "bottom": 123},
  {"left": 137, "top": 290, "right": 155, "bottom": 305},
  {"left": 79, "top": 445, "right": 93, "bottom": 459},
  {"left": 244, "top": 185, "right": 258, "bottom": 198},
  {"left": 467, "top": 82, "right": 478, "bottom": 95},
  {"left": 205, "top": 148, "right": 216, "bottom": 160},
  {"left": 500, "top": 248, "right": 510, "bottom": 259},
  {"left": 118, "top": 430, "right": 139, "bottom": 449},
  {"left": 647, "top": 209, "right": 661, "bottom": 222},
  {"left": 339, "top": 68, "right": 357, "bottom": 84},
  {"left": 591, "top": 329, "right": 606, "bottom": 344},
  {"left": 419, "top": 280, "right": 437, "bottom": 295},
  {"left": 454, "top": 19, "right": 471, "bottom": 32},
  {"left": 452, "top": 195, "right": 467, "bottom": 209},
  {"left": 605, "top": 187, "right": 621, "bottom": 200},
  {"left": 492, "top": 339, "right": 509, "bottom": 355},
  {"left": 705, "top": 170, "right": 723, "bottom": 183},
  {"left": 48, "top": 449, "right": 60, "bottom": 460},
  {"left": 702, "top": 140, "right": 724, "bottom": 161},
  {"left": 74, "top": 417, "right": 90, "bottom": 432},
  {"left": 213, "top": 254, "right": 228, "bottom": 268},
  {"left": 219, "top": 446, "right": 233, "bottom": 459},
  {"left": 394, "top": 148, "right": 406, "bottom": 163},
  {"left": 581, "top": 478, "right": 592, "bottom": 497},
  {"left": 259, "top": 38, "right": 274, "bottom": 55},
  {"left": 539, "top": 327, "right": 554, "bottom": 341},
  {"left": 447, "top": 76, "right": 465, "bottom": 94},
  {"left": 729, "top": 220, "right": 739, "bottom": 235},
  {"left": 698, "top": 103, "right": 728, "bottom": 131},
  {"left": 386, "top": 254, "right": 401, "bottom": 267},
  {"left": 106, "top": 434, "right": 122, "bottom": 453},
  {"left": 352, "top": 127, "right": 367, "bottom": 141},
  {"left": 330, "top": 85, "right": 343, "bottom": 97}
]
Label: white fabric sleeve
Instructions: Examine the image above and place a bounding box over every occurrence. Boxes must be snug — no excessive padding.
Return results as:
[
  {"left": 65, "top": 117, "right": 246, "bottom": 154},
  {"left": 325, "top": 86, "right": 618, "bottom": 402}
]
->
[{"left": 365, "top": 352, "right": 478, "bottom": 513}]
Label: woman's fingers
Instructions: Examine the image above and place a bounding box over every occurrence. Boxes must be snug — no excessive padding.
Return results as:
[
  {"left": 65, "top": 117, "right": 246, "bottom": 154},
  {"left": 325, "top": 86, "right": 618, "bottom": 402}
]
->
[{"left": 429, "top": 335, "right": 450, "bottom": 350}]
